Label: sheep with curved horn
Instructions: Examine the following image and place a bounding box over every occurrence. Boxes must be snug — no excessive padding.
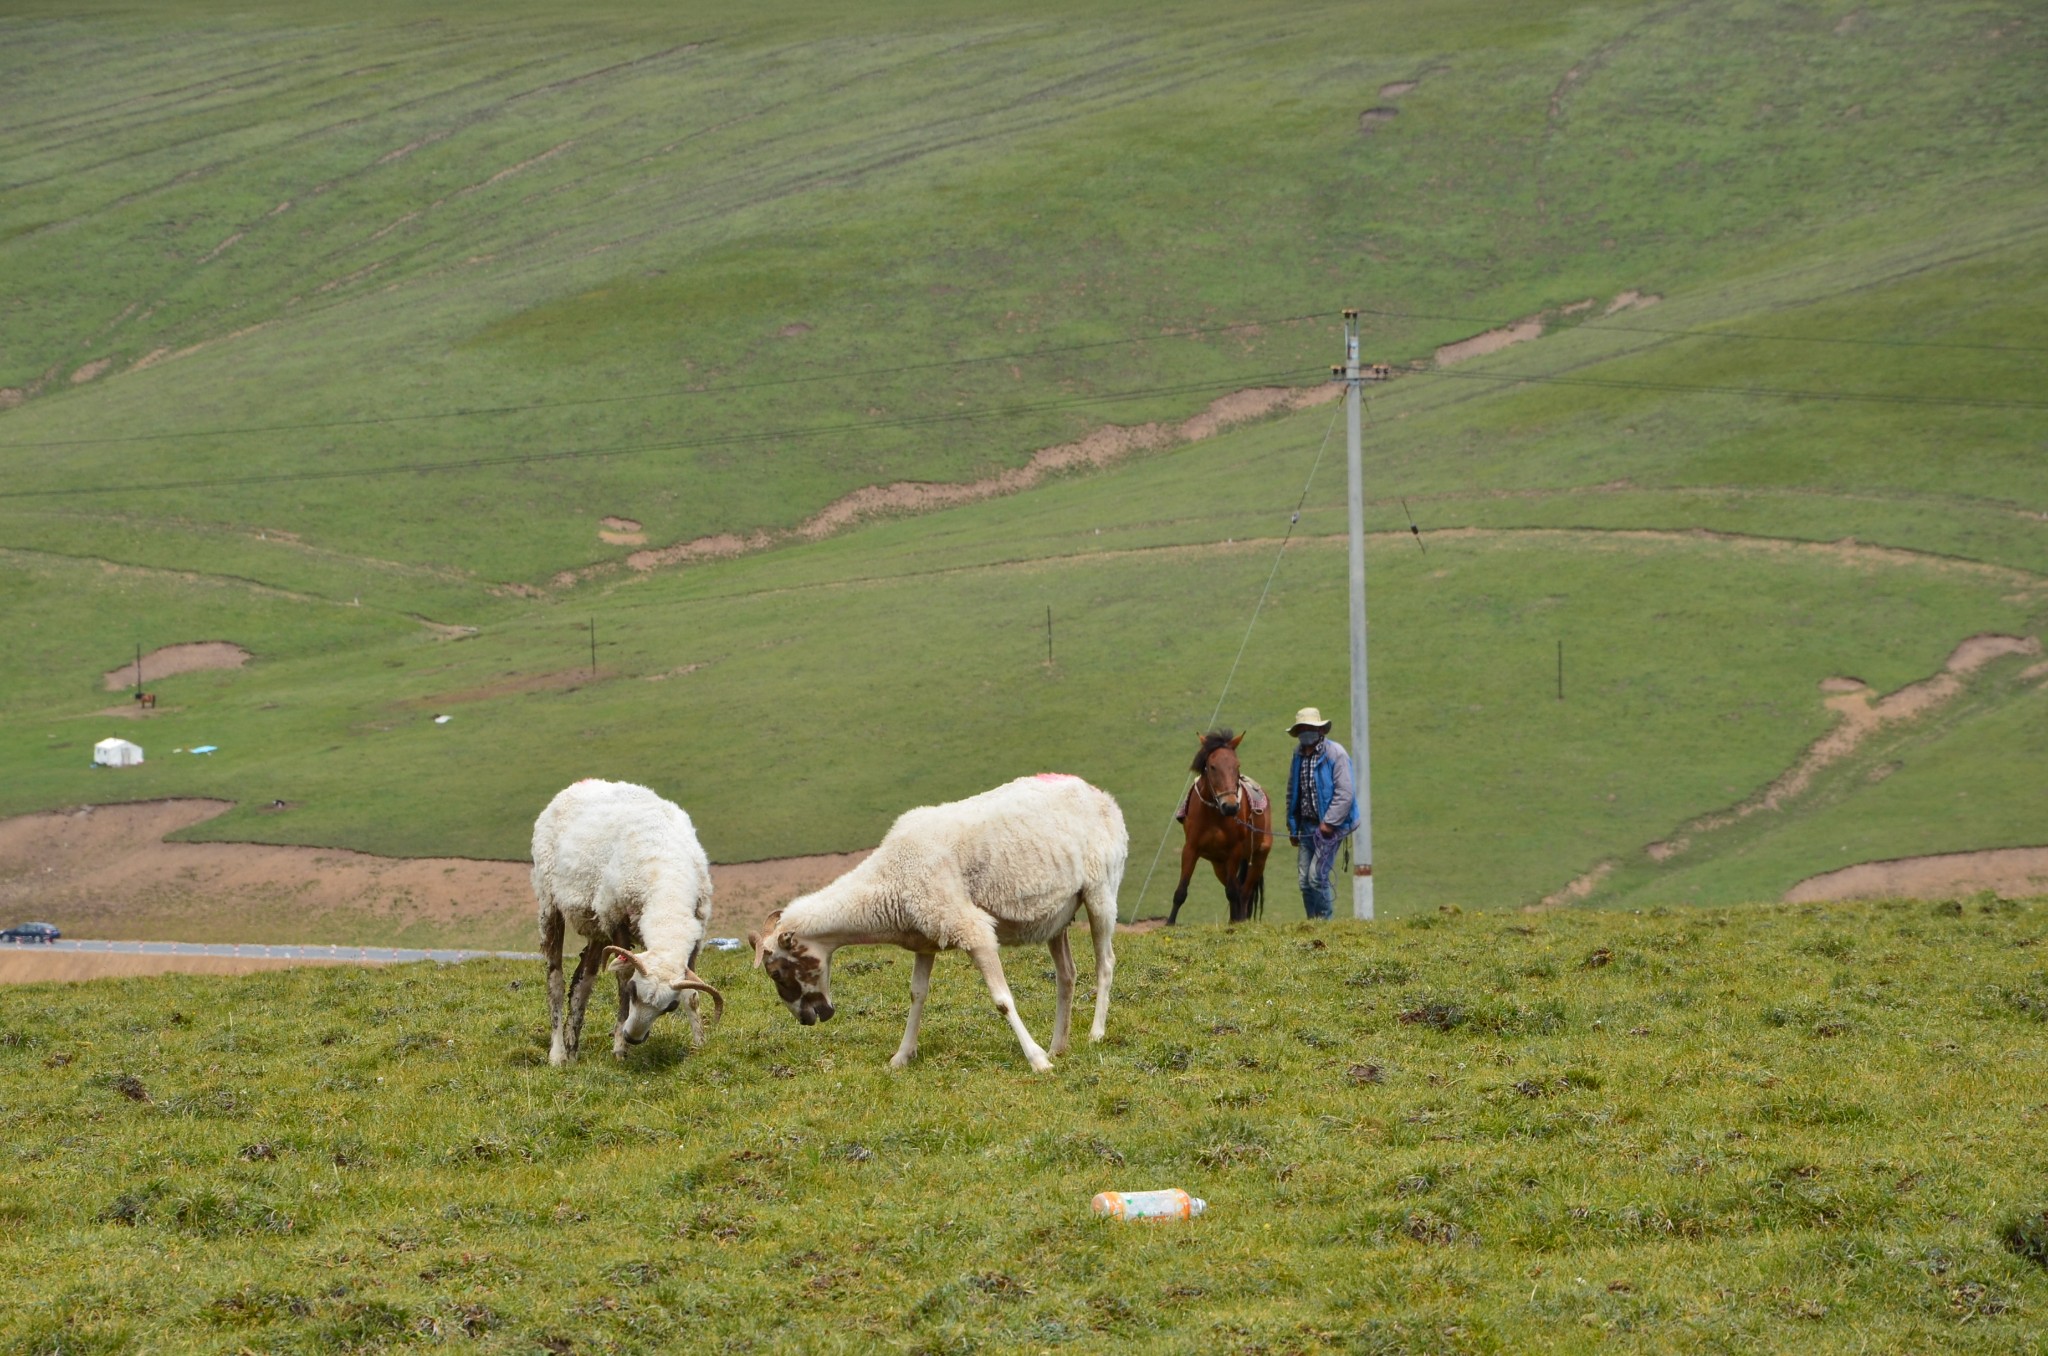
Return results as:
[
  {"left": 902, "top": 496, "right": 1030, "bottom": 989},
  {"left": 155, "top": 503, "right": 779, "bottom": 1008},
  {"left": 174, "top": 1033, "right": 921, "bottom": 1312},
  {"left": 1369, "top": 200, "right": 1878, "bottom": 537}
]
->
[{"left": 531, "top": 779, "right": 725, "bottom": 1066}]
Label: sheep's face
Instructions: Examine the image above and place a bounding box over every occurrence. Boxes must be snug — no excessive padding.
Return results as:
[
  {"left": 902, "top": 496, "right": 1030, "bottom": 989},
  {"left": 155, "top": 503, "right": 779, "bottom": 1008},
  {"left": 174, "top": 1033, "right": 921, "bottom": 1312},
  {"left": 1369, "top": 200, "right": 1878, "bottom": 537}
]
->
[
  {"left": 617, "top": 971, "right": 688, "bottom": 1046},
  {"left": 759, "top": 933, "right": 835, "bottom": 1026},
  {"left": 604, "top": 947, "right": 723, "bottom": 1048}
]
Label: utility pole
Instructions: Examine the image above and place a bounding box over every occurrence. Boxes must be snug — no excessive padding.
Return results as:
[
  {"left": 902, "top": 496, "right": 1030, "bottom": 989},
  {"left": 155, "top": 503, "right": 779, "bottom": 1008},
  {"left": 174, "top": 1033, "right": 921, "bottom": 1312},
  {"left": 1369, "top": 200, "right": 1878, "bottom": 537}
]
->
[{"left": 1335, "top": 309, "right": 1375, "bottom": 919}]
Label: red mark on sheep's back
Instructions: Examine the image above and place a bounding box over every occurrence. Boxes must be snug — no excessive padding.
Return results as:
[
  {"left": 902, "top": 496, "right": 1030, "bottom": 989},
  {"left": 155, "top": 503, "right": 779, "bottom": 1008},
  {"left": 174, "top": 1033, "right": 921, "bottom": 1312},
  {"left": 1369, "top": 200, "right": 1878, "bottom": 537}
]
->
[{"left": 1033, "top": 772, "right": 1081, "bottom": 783}]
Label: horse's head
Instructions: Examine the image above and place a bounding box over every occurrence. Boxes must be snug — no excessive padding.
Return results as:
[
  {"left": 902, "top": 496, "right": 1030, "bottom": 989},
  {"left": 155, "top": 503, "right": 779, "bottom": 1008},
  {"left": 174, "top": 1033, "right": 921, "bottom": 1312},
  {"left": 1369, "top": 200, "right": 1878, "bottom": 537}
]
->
[{"left": 1192, "top": 729, "right": 1246, "bottom": 815}]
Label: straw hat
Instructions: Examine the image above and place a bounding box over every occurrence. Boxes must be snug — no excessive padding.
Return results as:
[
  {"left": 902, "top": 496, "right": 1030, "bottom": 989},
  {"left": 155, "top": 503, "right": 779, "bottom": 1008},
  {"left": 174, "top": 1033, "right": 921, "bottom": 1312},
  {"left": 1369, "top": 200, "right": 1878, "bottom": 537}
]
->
[{"left": 1287, "top": 706, "right": 1333, "bottom": 734}]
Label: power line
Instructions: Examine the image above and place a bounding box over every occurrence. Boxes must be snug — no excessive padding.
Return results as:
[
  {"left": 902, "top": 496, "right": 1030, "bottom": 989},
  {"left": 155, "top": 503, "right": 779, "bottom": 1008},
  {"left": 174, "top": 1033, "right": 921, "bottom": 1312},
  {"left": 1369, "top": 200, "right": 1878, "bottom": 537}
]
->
[
  {"left": 0, "top": 310, "right": 1332, "bottom": 451},
  {"left": 1351, "top": 305, "right": 2048, "bottom": 355},
  {"left": 1127, "top": 398, "right": 1345, "bottom": 924},
  {"left": 1411, "top": 365, "right": 2048, "bottom": 410},
  {"left": 0, "top": 365, "right": 1318, "bottom": 501}
]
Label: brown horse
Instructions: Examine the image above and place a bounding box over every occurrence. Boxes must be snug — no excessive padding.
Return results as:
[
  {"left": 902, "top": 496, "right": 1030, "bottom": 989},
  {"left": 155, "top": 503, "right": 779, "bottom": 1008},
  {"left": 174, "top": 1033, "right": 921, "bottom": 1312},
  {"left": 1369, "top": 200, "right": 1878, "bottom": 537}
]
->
[{"left": 1169, "top": 729, "right": 1272, "bottom": 925}]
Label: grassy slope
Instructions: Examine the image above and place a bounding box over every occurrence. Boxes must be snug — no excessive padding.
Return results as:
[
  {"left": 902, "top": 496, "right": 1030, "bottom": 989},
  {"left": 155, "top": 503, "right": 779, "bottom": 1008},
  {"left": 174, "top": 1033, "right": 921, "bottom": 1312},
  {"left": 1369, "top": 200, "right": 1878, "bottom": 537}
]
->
[
  {"left": 1, "top": 0, "right": 2040, "bottom": 585},
  {"left": 4, "top": 488, "right": 2037, "bottom": 928},
  {"left": 0, "top": 0, "right": 2044, "bottom": 936},
  {"left": 2, "top": 902, "right": 2045, "bottom": 1352}
]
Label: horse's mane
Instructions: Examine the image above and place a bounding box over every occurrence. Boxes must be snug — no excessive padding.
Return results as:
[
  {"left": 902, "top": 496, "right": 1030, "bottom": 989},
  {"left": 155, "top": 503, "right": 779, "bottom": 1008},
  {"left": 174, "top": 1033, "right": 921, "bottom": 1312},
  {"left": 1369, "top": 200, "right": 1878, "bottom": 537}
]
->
[{"left": 1190, "top": 728, "right": 1237, "bottom": 773}]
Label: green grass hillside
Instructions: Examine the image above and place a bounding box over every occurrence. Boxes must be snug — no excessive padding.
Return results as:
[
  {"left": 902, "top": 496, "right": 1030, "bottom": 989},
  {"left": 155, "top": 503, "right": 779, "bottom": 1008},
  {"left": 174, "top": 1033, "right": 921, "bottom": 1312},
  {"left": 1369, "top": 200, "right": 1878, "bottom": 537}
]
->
[
  {"left": 3, "top": 901, "right": 2046, "bottom": 1351},
  {"left": 1, "top": 0, "right": 2044, "bottom": 935}
]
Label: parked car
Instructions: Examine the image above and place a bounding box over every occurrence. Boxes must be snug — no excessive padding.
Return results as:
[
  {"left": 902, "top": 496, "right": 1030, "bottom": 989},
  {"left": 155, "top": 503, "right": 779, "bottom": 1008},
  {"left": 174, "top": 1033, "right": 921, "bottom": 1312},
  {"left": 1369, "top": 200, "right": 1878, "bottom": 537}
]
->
[{"left": 0, "top": 922, "right": 61, "bottom": 945}]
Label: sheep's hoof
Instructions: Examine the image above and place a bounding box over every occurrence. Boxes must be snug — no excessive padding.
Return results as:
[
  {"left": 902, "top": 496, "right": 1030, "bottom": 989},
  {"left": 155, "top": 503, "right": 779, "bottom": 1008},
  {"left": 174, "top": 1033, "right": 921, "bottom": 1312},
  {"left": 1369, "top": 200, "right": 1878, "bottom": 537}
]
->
[
  {"left": 1026, "top": 1055, "right": 1055, "bottom": 1074},
  {"left": 888, "top": 1051, "right": 914, "bottom": 1070}
]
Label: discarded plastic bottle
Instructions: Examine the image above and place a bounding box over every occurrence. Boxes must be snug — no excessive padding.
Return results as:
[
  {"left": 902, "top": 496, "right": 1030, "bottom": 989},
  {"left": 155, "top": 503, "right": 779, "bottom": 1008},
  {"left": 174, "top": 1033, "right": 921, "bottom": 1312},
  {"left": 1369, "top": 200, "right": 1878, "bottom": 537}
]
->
[{"left": 1091, "top": 1189, "right": 1206, "bottom": 1221}]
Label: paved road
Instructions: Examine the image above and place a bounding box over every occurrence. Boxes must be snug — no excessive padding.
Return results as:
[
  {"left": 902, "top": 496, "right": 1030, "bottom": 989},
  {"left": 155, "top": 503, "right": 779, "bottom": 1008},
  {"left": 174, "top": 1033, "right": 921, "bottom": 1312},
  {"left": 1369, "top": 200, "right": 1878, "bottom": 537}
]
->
[
  {"left": 15, "top": 939, "right": 541, "bottom": 964},
  {"left": 6, "top": 938, "right": 748, "bottom": 964}
]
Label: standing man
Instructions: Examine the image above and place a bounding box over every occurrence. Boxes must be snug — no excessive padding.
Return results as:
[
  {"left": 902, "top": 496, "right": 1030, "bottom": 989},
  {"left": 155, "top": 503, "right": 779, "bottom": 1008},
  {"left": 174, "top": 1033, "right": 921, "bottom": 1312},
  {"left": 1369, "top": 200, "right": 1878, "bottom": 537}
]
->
[{"left": 1285, "top": 706, "right": 1358, "bottom": 920}]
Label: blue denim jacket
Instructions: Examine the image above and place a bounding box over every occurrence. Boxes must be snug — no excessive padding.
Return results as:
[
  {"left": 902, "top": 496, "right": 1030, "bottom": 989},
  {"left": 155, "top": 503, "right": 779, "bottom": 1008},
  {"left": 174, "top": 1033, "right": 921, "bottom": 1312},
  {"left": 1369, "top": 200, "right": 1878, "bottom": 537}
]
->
[{"left": 1286, "top": 737, "right": 1359, "bottom": 837}]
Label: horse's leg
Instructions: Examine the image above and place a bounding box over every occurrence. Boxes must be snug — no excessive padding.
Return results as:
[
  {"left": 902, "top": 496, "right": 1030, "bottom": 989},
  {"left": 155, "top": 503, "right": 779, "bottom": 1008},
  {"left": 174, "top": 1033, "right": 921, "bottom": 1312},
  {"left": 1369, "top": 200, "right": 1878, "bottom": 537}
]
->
[
  {"left": 1230, "top": 844, "right": 1253, "bottom": 924},
  {"left": 1210, "top": 852, "right": 1240, "bottom": 922},
  {"left": 1047, "top": 928, "right": 1077, "bottom": 1057},
  {"left": 1248, "top": 818, "right": 1272, "bottom": 921},
  {"left": 1168, "top": 833, "right": 1201, "bottom": 925}
]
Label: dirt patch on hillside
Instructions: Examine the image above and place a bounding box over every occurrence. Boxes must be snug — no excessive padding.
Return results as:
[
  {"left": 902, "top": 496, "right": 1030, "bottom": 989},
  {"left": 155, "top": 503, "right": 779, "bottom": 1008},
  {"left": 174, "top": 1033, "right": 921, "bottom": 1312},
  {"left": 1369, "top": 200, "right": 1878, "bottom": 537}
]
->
[
  {"left": 103, "top": 642, "right": 250, "bottom": 691},
  {"left": 1435, "top": 320, "right": 1544, "bottom": 368},
  {"left": 619, "top": 383, "right": 1341, "bottom": 576},
  {"left": 1378, "top": 81, "right": 1418, "bottom": 98},
  {"left": 70, "top": 358, "right": 112, "bottom": 385},
  {"left": 1786, "top": 847, "right": 2048, "bottom": 903},
  {"left": 1358, "top": 107, "right": 1399, "bottom": 132},
  {"left": 713, "top": 851, "right": 871, "bottom": 937},
  {"left": 599, "top": 516, "right": 646, "bottom": 545},
  {"left": 0, "top": 800, "right": 532, "bottom": 947},
  {"left": 1604, "top": 290, "right": 1661, "bottom": 314},
  {"left": 0, "top": 798, "right": 881, "bottom": 952},
  {"left": 0, "top": 951, "right": 331, "bottom": 985},
  {"left": 1535, "top": 860, "right": 1613, "bottom": 909},
  {"left": 1646, "top": 633, "right": 2040, "bottom": 862}
]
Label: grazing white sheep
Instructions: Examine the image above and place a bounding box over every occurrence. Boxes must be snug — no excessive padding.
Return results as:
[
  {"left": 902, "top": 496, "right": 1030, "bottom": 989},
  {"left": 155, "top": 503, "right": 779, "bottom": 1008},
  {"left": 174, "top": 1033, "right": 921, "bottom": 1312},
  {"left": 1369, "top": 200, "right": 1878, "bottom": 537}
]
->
[
  {"left": 531, "top": 779, "right": 724, "bottom": 1067},
  {"left": 749, "top": 773, "right": 1126, "bottom": 1072}
]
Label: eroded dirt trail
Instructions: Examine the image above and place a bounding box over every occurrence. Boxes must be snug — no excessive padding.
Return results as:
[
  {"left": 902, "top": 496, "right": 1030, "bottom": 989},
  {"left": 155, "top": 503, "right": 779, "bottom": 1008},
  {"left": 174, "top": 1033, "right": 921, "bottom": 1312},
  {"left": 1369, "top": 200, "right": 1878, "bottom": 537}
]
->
[
  {"left": 1787, "top": 847, "right": 2048, "bottom": 904},
  {"left": 0, "top": 800, "right": 867, "bottom": 952},
  {"left": 1539, "top": 633, "right": 2047, "bottom": 908}
]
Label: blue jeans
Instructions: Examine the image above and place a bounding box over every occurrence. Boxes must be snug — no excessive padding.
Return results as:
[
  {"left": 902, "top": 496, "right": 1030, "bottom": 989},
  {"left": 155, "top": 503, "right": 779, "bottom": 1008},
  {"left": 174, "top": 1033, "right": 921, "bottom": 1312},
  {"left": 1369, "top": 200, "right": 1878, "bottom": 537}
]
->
[{"left": 1297, "top": 833, "right": 1344, "bottom": 919}]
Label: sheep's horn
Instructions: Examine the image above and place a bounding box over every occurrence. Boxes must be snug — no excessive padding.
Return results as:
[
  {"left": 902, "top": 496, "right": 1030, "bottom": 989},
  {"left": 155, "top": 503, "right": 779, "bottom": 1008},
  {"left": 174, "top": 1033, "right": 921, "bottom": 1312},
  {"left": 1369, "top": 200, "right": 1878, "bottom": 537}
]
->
[
  {"left": 677, "top": 972, "right": 726, "bottom": 1026},
  {"left": 604, "top": 945, "right": 647, "bottom": 974}
]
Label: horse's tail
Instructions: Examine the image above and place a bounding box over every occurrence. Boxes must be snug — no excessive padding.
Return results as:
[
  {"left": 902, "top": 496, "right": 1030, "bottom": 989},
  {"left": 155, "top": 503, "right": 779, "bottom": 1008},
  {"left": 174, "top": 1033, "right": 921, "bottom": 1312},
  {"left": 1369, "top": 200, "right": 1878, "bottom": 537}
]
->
[{"left": 1248, "top": 870, "right": 1264, "bottom": 921}]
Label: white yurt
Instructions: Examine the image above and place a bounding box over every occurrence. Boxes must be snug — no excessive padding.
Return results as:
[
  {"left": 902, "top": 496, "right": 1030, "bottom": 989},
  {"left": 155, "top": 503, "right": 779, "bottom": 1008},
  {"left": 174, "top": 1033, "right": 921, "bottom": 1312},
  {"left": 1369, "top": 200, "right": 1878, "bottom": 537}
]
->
[{"left": 93, "top": 737, "right": 144, "bottom": 767}]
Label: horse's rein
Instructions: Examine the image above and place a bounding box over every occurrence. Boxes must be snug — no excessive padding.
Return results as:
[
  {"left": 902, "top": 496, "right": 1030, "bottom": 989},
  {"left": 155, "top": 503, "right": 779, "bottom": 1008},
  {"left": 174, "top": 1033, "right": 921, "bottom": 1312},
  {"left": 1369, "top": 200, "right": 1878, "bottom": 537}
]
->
[{"left": 1196, "top": 771, "right": 1279, "bottom": 840}]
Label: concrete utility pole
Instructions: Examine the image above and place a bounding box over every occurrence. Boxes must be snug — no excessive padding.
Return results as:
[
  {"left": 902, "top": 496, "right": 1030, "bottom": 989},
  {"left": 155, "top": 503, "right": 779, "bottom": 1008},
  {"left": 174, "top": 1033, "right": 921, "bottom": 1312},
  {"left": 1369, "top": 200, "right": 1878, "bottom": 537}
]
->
[{"left": 1335, "top": 309, "right": 1375, "bottom": 919}]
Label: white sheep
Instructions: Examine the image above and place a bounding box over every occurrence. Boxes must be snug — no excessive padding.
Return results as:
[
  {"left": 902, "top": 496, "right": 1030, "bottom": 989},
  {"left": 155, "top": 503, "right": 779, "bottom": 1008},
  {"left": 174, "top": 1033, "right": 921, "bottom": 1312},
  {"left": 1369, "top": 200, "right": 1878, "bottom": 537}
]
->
[
  {"left": 531, "top": 779, "right": 725, "bottom": 1067},
  {"left": 749, "top": 773, "right": 1126, "bottom": 1072}
]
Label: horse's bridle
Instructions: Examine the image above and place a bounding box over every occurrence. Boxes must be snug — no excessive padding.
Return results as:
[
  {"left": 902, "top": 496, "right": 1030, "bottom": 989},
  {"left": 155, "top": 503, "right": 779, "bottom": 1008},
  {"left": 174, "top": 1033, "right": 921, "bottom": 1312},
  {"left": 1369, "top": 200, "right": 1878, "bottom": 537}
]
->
[{"left": 1194, "top": 766, "right": 1276, "bottom": 839}]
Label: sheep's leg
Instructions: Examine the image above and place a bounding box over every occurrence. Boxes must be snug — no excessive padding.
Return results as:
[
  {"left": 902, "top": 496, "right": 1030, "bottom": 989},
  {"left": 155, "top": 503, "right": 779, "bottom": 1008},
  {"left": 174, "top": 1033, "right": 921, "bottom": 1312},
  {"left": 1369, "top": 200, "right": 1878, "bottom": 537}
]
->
[
  {"left": 610, "top": 924, "right": 635, "bottom": 1059},
  {"left": 564, "top": 942, "right": 605, "bottom": 1062},
  {"left": 612, "top": 969, "right": 632, "bottom": 1058},
  {"left": 685, "top": 941, "right": 706, "bottom": 1047},
  {"left": 542, "top": 910, "right": 569, "bottom": 1067},
  {"left": 1081, "top": 881, "right": 1118, "bottom": 1043},
  {"left": 889, "top": 951, "right": 936, "bottom": 1070},
  {"left": 965, "top": 942, "right": 1053, "bottom": 1073},
  {"left": 1048, "top": 928, "right": 1077, "bottom": 1058}
]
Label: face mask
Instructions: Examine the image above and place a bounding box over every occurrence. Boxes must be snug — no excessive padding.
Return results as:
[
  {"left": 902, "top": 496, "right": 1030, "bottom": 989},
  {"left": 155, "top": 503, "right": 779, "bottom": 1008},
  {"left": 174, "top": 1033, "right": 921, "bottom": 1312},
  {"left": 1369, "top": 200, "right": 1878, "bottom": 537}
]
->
[{"left": 1297, "top": 730, "right": 1321, "bottom": 748}]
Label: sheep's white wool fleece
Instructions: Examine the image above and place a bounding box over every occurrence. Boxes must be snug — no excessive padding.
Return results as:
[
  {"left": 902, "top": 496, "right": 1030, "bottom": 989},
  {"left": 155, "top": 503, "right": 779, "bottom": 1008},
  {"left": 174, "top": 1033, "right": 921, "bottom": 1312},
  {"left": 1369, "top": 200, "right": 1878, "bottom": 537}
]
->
[
  {"left": 531, "top": 779, "right": 713, "bottom": 978},
  {"left": 783, "top": 774, "right": 1126, "bottom": 947}
]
